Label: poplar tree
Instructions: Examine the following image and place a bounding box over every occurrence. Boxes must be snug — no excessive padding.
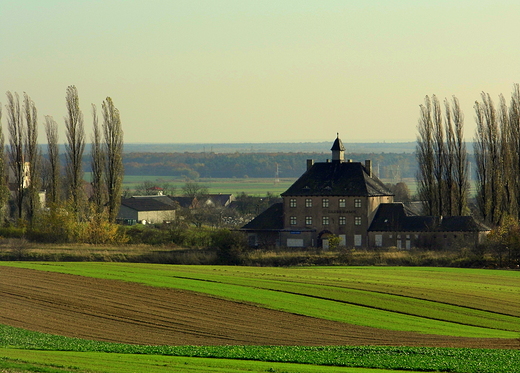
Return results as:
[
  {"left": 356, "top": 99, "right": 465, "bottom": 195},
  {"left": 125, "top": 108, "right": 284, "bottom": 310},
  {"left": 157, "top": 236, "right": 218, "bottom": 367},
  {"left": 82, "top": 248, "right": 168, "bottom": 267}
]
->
[
  {"left": 0, "top": 108, "right": 10, "bottom": 222},
  {"left": 90, "top": 104, "right": 105, "bottom": 214},
  {"left": 6, "top": 91, "right": 25, "bottom": 220},
  {"left": 23, "top": 92, "right": 41, "bottom": 225},
  {"left": 44, "top": 115, "right": 60, "bottom": 205},
  {"left": 416, "top": 96, "right": 435, "bottom": 215},
  {"left": 450, "top": 97, "right": 469, "bottom": 216},
  {"left": 102, "top": 97, "right": 123, "bottom": 222},
  {"left": 64, "top": 85, "right": 86, "bottom": 219}
]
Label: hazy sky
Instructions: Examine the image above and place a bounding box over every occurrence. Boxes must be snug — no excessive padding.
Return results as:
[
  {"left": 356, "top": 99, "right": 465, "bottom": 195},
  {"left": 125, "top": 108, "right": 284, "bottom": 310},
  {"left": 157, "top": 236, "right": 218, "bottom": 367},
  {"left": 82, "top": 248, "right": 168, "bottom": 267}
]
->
[{"left": 2, "top": 1, "right": 520, "bottom": 144}]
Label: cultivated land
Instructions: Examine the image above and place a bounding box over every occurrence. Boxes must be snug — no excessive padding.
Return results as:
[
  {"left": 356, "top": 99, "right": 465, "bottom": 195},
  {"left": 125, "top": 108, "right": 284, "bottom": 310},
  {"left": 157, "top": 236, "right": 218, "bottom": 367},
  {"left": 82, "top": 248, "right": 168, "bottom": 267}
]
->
[{"left": 1, "top": 263, "right": 519, "bottom": 372}]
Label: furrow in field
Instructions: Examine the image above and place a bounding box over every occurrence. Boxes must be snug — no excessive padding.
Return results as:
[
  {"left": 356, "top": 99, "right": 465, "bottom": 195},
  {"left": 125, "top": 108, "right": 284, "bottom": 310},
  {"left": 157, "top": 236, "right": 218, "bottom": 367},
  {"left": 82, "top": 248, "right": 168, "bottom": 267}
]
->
[{"left": 1, "top": 266, "right": 518, "bottom": 348}]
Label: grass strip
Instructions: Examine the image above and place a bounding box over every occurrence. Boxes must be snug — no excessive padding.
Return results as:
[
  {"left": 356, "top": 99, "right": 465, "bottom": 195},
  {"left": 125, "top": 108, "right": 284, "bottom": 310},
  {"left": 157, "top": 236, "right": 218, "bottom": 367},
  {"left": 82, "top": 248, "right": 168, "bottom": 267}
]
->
[
  {"left": 1, "top": 325, "right": 519, "bottom": 373},
  {"left": 0, "top": 349, "right": 413, "bottom": 373}
]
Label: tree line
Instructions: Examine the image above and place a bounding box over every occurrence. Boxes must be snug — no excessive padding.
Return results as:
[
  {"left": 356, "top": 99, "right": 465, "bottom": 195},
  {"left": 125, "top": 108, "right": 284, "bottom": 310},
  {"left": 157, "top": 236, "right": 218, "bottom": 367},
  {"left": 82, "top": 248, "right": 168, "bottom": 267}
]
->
[
  {"left": 417, "top": 84, "right": 520, "bottom": 229},
  {"left": 121, "top": 151, "right": 420, "bottom": 180},
  {"left": 0, "top": 86, "right": 124, "bottom": 241}
]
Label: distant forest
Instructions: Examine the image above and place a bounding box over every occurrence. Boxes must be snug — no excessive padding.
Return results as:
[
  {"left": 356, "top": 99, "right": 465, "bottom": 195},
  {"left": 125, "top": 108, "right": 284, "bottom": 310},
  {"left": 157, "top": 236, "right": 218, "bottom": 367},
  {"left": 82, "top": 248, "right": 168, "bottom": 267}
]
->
[
  {"left": 121, "top": 151, "right": 418, "bottom": 180},
  {"left": 74, "top": 142, "right": 476, "bottom": 181}
]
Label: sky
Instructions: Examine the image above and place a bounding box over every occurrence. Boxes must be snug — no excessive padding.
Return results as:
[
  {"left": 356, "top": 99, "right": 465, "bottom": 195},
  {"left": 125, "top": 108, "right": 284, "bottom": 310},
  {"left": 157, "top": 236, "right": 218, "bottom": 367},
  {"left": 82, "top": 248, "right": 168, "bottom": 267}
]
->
[{"left": 2, "top": 0, "right": 520, "bottom": 145}]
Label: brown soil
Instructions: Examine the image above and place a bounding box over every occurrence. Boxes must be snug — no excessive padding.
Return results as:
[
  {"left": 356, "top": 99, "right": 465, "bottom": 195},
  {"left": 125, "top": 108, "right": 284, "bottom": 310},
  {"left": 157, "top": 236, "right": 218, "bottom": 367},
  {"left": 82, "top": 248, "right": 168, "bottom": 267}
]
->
[{"left": 1, "top": 267, "right": 518, "bottom": 348}]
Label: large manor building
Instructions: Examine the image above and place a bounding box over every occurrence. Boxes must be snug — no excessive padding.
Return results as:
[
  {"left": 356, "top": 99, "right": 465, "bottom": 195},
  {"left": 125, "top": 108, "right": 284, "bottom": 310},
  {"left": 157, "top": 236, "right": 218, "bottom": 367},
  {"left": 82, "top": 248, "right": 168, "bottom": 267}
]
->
[{"left": 241, "top": 135, "right": 489, "bottom": 249}]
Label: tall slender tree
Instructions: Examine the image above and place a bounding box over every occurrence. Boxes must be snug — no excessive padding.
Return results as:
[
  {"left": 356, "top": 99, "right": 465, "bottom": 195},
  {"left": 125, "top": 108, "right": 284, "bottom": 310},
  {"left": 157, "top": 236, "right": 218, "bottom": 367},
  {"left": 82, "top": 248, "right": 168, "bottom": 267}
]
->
[
  {"left": 23, "top": 92, "right": 41, "bottom": 225},
  {"left": 450, "top": 97, "right": 469, "bottom": 216},
  {"left": 509, "top": 84, "right": 520, "bottom": 219},
  {"left": 90, "top": 104, "right": 105, "bottom": 214},
  {"left": 474, "top": 92, "right": 502, "bottom": 226},
  {"left": 431, "top": 95, "right": 445, "bottom": 216},
  {"left": 64, "top": 85, "right": 86, "bottom": 219},
  {"left": 44, "top": 115, "right": 60, "bottom": 205},
  {"left": 0, "top": 108, "right": 11, "bottom": 223},
  {"left": 6, "top": 91, "right": 25, "bottom": 220},
  {"left": 416, "top": 96, "right": 435, "bottom": 215},
  {"left": 102, "top": 97, "right": 123, "bottom": 222}
]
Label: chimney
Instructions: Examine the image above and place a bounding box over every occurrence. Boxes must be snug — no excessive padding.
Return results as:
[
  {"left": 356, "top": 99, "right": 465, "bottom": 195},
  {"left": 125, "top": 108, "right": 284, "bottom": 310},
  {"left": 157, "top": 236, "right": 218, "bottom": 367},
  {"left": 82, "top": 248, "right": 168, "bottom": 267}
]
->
[
  {"left": 307, "top": 159, "right": 314, "bottom": 170},
  {"left": 365, "top": 160, "right": 372, "bottom": 177}
]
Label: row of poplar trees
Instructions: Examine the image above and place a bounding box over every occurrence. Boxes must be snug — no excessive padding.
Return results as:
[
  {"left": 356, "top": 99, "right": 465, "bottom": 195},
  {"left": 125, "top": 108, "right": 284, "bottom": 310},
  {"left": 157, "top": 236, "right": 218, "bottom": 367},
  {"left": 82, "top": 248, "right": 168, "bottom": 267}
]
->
[
  {"left": 0, "top": 85, "right": 123, "bottom": 227},
  {"left": 417, "top": 83, "right": 520, "bottom": 228}
]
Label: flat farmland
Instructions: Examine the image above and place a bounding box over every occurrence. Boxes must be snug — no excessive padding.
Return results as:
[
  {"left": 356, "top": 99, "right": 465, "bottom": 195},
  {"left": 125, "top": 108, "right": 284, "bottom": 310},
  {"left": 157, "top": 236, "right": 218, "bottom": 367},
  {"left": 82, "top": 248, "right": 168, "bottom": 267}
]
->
[
  {"left": 122, "top": 175, "right": 296, "bottom": 195},
  {"left": 1, "top": 263, "right": 519, "bottom": 372}
]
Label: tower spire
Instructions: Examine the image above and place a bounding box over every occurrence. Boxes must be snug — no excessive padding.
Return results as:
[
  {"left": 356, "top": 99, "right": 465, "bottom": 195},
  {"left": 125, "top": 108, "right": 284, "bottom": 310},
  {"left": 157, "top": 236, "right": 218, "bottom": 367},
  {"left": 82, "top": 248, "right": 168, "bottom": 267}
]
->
[{"left": 330, "top": 133, "right": 345, "bottom": 162}]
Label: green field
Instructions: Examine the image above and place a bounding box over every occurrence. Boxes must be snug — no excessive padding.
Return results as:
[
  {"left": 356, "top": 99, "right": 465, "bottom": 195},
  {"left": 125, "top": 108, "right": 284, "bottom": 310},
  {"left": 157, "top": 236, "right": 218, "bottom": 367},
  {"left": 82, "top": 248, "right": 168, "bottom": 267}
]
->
[
  {"left": 122, "top": 175, "right": 296, "bottom": 196},
  {"left": 1, "top": 263, "right": 519, "bottom": 372},
  {"left": 1, "top": 325, "right": 518, "bottom": 373}
]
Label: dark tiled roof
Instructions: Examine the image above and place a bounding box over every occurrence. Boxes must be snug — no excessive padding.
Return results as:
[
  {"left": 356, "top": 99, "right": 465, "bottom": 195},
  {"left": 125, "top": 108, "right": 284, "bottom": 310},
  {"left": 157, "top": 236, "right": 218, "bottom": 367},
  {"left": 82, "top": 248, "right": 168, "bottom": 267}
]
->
[
  {"left": 438, "top": 216, "right": 491, "bottom": 232},
  {"left": 121, "top": 196, "right": 177, "bottom": 212},
  {"left": 241, "top": 203, "right": 284, "bottom": 230},
  {"left": 368, "top": 203, "right": 490, "bottom": 233},
  {"left": 281, "top": 161, "right": 393, "bottom": 197},
  {"left": 169, "top": 196, "right": 196, "bottom": 208}
]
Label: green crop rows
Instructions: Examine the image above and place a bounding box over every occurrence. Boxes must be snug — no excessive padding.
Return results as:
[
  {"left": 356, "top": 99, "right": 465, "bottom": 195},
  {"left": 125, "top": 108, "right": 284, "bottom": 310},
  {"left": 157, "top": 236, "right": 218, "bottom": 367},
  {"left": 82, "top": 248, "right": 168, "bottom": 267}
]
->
[
  {"left": 3, "top": 262, "right": 518, "bottom": 338},
  {"left": 1, "top": 263, "right": 519, "bottom": 372},
  {"left": 1, "top": 325, "right": 519, "bottom": 373}
]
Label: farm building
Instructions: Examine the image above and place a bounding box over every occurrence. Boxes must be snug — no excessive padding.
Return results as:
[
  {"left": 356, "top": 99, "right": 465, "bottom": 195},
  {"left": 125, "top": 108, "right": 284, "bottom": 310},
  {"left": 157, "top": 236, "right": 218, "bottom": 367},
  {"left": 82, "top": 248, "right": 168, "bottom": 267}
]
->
[
  {"left": 241, "top": 135, "right": 489, "bottom": 249},
  {"left": 118, "top": 195, "right": 178, "bottom": 225}
]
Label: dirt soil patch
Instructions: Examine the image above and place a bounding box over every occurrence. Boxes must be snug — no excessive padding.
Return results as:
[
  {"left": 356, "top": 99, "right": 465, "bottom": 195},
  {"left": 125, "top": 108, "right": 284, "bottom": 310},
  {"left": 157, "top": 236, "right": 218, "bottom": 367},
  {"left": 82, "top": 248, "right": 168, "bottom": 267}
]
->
[{"left": 1, "top": 266, "right": 518, "bottom": 348}]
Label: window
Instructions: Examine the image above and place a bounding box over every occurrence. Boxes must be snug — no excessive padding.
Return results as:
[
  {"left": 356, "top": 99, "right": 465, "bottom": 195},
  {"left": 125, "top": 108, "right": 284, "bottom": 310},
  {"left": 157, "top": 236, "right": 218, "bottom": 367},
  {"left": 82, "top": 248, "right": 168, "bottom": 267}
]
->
[
  {"left": 354, "top": 235, "right": 362, "bottom": 246},
  {"left": 290, "top": 216, "right": 297, "bottom": 225},
  {"left": 322, "top": 216, "right": 329, "bottom": 225},
  {"left": 354, "top": 198, "right": 361, "bottom": 208},
  {"left": 339, "top": 216, "right": 346, "bottom": 225},
  {"left": 322, "top": 198, "right": 329, "bottom": 208},
  {"left": 339, "top": 198, "right": 346, "bottom": 208},
  {"left": 305, "top": 216, "right": 312, "bottom": 225},
  {"left": 375, "top": 234, "right": 383, "bottom": 247},
  {"left": 354, "top": 216, "right": 362, "bottom": 226},
  {"left": 305, "top": 198, "right": 312, "bottom": 207},
  {"left": 289, "top": 198, "right": 296, "bottom": 208}
]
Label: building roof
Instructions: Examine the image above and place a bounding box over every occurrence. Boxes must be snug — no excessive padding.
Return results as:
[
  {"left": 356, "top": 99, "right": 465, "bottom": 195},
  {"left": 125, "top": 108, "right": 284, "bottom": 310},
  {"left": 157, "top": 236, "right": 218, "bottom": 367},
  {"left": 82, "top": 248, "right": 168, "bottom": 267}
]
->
[
  {"left": 241, "top": 202, "right": 284, "bottom": 231},
  {"left": 207, "top": 194, "right": 234, "bottom": 207},
  {"left": 169, "top": 196, "right": 196, "bottom": 208},
  {"left": 121, "top": 196, "right": 177, "bottom": 212},
  {"left": 281, "top": 161, "right": 393, "bottom": 197},
  {"left": 368, "top": 203, "right": 490, "bottom": 233},
  {"left": 330, "top": 135, "right": 345, "bottom": 151}
]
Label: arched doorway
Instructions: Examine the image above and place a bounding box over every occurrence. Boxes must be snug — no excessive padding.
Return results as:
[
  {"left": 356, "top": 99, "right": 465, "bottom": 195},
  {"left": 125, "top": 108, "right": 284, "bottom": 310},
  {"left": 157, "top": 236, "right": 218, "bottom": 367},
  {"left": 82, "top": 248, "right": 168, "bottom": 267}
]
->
[{"left": 318, "top": 230, "right": 333, "bottom": 249}]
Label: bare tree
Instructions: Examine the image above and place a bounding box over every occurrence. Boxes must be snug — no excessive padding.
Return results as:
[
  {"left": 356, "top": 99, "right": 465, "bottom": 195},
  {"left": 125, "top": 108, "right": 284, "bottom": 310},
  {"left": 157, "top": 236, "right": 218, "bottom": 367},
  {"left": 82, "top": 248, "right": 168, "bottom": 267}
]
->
[
  {"left": 498, "top": 94, "right": 515, "bottom": 219},
  {"left": 450, "top": 97, "right": 469, "bottom": 216},
  {"left": 44, "top": 115, "right": 60, "bottom": 205},
  {"left": 0, "top": 108, "right": 11, "bottom": 223},
  {"left": 417, "top": 95, "right": 468, "bottom": 217},
  {"left": 509, "top": 83, "right": 520, "bottom": 219},
  {"left": 432, "top": 95, "right": 445, "bottom": 216},
  {"left": 90, "top": 104, "right": 105, "bottom": 214},
  {"left": 416, "top": 96, "right": 435, "bottom": 215},
  {"left": 6, "top": 91, "right": 25, "bottom": 220},
  {"left": 23, "top": 93, "right": 41, "bottom": 225},
  {"left": 474, "top": 92, "right": 502, "bottom": 226},
  {"left": 444, "top": 98, "right": 455, "bottom": 215},
  {"left": 64, "top": 85, "right": 86, "bottom": 219},
  {"left": 102, "top": 97, "right": 123, "bottom": 222}
]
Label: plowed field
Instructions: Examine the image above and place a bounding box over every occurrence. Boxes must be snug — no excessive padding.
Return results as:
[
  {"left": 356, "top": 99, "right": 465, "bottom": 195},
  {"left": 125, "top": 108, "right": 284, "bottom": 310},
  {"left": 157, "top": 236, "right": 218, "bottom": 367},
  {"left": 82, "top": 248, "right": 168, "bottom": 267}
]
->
[{"left": 1, "top": 267, "right": 517, "bottom": 348}]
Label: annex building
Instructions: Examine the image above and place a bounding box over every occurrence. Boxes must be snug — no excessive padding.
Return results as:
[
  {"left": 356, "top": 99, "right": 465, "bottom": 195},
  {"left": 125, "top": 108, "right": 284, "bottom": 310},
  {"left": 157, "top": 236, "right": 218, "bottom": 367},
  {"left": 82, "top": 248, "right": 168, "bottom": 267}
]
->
[{"left": 241, "top": 135, "right": 489, "bottom": 249}]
